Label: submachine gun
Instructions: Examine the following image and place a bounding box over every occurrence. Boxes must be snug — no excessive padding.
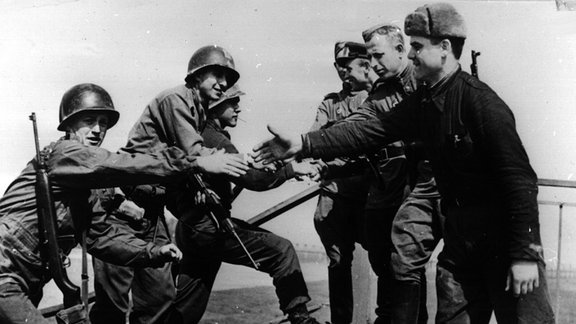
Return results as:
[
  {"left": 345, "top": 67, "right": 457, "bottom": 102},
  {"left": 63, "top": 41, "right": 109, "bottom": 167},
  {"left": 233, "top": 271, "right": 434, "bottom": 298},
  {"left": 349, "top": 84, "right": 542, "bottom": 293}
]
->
[
  {"left": 190, "top": 172, "right": 260, "bottom": 270},
  {"left": 30, "top": 113, "right": 87, "bottom": 324}
]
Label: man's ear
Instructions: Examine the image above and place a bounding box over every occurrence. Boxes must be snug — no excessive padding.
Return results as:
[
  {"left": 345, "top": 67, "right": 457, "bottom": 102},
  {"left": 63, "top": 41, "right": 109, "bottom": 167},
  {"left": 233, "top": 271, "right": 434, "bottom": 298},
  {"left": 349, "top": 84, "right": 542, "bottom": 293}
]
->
[
  {"left": 395, "top": 43, "right": 405, "bottom": 53},
  {"left": 440, "top": 39, "right": 452, "bottom": 54}
]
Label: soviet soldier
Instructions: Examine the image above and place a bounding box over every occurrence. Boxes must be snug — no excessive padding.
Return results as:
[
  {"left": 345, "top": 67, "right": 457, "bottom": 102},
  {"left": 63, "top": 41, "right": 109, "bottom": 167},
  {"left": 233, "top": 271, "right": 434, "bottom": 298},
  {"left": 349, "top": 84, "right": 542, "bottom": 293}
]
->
[
  {"left": 253, "top": 3, "right": 555, "bottom": 323},
  {"left": 0, "top": 83, "right": 246, "bottom": 324},
  {"left": 346, "top": 24, "right": 443, "bottom": 323},
  {"left": 309, "top": 41, "right": 374, "bottom": 324}
]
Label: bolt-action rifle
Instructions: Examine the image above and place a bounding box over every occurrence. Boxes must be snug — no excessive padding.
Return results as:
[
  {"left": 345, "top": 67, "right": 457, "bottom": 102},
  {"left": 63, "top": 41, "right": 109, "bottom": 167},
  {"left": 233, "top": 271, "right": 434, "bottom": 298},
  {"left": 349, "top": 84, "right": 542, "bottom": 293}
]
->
[
  {"left": 30, "top": 113, "right": 86, "bottom": 324},
  {"left": 190, "top": 172, "right": 260, "bottom": 270},
  {"left": 471, "top": 50, "right": 481, "bottom": 79}
]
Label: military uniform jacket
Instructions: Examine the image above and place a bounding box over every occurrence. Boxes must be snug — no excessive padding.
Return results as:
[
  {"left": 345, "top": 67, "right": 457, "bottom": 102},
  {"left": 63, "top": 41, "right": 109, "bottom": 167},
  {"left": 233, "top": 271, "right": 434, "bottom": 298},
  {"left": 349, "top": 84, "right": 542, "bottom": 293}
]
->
[
  {"left": 0, "top": 139, "right": 197, "bottom": 292},
  {"left": 303, "top": 68, "right": 541, "bottom": 262},
  {"left": 168, "top": 120, "right": 295, "bottom": 226},
  {"left": 121, "top": 84, "right": 211, "bottom": 156},
  {"left": 310, "top": 85, "right": 369, "bottom": 200},
  {"left": 345, "top": 63, "right": 418, "bottom": 208}
]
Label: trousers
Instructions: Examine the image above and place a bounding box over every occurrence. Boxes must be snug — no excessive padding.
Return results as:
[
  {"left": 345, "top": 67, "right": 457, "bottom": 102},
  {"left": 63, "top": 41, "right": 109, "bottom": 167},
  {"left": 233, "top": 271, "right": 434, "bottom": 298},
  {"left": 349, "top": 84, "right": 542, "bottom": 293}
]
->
[
  {"left": 313, "top": 191, "right": 366, "bottom": 324},
  {"left": 166, "top": 216, "right": 310, "bottom": 324}
]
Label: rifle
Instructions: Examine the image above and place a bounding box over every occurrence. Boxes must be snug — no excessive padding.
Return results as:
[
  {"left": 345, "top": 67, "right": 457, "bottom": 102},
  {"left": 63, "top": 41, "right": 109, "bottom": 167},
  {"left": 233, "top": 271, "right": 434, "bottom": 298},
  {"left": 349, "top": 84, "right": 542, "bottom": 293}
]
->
[
  {"left": 471, "top": 50, "right": 481, "bottom": 79},
  {"left": 30, "top": 113, "right": 86, "bottom": 323},
  {"left": 190, "top": 172, "right": 260, "bottom": 270}
]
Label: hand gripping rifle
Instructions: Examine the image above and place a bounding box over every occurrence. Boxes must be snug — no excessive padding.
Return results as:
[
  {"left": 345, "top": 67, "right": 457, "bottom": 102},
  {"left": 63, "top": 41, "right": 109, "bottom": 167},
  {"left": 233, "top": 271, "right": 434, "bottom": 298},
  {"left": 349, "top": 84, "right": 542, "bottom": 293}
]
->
[
  {"left": 190, "top": 172, "right": 260, "bottom": 270},
  {"left": 471, "top": 50, "right": 481, "bottom": 79},
  {"left": 30, "top": 113, "right": 86, "bottom": 324}
]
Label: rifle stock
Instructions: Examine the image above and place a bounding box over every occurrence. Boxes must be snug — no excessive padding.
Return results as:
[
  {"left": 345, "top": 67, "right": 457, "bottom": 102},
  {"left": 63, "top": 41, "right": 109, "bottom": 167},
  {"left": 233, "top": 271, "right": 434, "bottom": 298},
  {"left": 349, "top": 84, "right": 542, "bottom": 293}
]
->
[{"left": 30, "top": 113, "right": 82, "bottom": 309}]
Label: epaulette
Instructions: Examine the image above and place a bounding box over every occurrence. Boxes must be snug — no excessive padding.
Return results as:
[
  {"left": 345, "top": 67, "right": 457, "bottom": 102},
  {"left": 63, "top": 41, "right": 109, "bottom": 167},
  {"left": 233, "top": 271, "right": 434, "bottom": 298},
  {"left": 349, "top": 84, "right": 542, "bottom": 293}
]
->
[{"left": 323, "top": 92, "right": 340, "bottom": 101}]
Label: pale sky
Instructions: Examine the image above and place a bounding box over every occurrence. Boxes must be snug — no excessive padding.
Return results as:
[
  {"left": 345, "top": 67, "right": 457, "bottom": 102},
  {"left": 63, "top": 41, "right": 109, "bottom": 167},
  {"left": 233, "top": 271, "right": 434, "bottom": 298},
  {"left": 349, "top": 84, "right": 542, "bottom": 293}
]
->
[{"left": 1, "top": 0, "right": 576, "bottom": 264}]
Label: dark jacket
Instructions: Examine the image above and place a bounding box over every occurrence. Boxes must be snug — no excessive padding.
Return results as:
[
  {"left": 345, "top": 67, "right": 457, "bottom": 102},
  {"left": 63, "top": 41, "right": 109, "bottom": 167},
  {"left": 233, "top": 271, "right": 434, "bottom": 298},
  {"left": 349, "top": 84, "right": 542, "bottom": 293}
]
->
[{"left": 303, "top": 68, "right": 541, "bottom": 262}]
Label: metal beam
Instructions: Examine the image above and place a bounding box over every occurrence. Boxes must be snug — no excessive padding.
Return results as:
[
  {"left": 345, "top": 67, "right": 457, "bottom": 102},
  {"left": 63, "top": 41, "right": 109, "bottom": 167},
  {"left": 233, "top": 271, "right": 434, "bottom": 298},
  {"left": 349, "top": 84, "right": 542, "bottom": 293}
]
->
[{"left": 247, "top": 183, "right": 321, "bottom": 226}]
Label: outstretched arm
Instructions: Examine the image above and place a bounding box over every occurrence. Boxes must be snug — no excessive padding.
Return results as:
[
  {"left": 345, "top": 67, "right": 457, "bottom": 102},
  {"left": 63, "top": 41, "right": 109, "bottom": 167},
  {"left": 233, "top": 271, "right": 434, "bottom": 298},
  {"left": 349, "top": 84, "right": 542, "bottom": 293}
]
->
[{"left": 252, "top": 125, "right": 304, "bottom": 164}]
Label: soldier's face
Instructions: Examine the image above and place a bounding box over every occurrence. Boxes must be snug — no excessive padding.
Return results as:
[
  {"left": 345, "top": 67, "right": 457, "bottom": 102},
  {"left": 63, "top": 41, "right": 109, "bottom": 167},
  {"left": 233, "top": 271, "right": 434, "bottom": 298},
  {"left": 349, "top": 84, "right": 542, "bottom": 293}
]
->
[
  {"left": 68, "top": 112, "right": 109, "bottom": 147},
  {"left": 333, "top": 62, "right": 348, "bottom": 83},
  {"left": 197, "top": 68, "right": 229, "bottom": 104},
  {"left": 213, "top": 99, "right": 241, "bottom": 128},
  {"left": 408, "top": 36, "right": 444, "bottom": 85},
  {"left": 366, "top": 35, "right": 404, "bottom": 79},
  {"left": 343, "top": 58, "right": 371, "bottom": 91}
]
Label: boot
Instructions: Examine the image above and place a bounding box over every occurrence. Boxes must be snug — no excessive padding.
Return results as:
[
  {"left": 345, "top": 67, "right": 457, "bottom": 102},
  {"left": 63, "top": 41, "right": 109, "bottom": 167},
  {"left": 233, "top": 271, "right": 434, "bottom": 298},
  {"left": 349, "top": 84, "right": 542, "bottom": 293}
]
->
[
  {"left": 288, "top": 304, "right": 321, "bottom": 324},
  {"left": 391, "top": 281, "right": 421, "bottom": 324}
]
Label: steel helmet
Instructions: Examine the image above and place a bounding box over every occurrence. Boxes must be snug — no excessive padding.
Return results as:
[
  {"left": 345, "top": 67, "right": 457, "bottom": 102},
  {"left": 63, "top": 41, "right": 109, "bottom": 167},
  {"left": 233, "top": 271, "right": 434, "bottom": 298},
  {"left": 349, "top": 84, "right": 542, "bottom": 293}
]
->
[
  {"left": 208, "top": 84, "right": 245, "bottom": 110},
  {"left": 57, "top": 83, "right": 120, "bottom": 131},
  {"left": 185, "top": 45, "right": 240, "bottom": 87}
]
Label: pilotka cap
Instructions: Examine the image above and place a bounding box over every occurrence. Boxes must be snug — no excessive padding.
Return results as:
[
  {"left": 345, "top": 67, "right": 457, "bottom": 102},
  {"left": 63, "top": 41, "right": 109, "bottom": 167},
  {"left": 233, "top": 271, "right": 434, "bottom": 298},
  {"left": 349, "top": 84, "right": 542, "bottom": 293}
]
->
[
  {"left": 334, "top": 41, "right": 369, "bottom": 66},
  {"left": 404, "top": 2, "right": 467, "bottom": 39}
]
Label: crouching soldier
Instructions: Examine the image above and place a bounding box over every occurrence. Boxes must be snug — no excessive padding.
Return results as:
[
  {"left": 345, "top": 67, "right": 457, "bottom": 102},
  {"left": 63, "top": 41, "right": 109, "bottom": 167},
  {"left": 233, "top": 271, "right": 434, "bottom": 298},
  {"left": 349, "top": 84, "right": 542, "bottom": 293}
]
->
[
  {"left": 0, "top": 83, "right": 248, "bottom": 324},
  {"left": 165, "top": 85, "right": 322, "bottom": 324},
  {"left": 86, "top": 185, "right": 182, "bottom": 324}
]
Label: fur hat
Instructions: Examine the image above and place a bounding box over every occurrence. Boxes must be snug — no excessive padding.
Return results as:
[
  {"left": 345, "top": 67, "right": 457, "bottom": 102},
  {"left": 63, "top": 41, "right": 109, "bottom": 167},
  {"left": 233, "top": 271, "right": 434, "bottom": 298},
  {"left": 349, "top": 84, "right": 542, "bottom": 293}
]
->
[{"left": 404, "top": 3, "right": 467, "bottom": 39}]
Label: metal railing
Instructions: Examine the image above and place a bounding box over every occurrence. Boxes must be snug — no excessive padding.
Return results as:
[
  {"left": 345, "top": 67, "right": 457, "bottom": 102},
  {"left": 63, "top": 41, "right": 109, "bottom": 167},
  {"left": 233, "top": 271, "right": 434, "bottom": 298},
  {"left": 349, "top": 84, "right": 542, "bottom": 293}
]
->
[{"left": 537, "top": 178, "right": 576, "bottom": 322}]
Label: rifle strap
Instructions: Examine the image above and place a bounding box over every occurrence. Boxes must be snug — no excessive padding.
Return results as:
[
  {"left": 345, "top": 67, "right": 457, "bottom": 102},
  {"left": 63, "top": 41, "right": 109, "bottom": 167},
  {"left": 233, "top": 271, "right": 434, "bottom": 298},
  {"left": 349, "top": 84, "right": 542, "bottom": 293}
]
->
[{"left": 80, "top": 229, "right": 90, "bottom": 322}]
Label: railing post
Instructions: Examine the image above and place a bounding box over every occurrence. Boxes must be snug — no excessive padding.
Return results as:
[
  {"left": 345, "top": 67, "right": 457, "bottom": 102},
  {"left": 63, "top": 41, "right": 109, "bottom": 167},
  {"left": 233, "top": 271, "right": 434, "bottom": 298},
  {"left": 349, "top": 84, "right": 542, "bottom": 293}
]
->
[{"left": 555, "top": 203, "right": 563, "bottom": 318}]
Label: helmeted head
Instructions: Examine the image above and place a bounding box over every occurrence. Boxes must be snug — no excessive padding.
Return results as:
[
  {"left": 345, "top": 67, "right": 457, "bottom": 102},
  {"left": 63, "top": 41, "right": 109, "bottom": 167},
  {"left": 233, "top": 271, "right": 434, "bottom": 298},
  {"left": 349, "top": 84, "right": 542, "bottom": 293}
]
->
[
  {"left": 58, "top": 83, "right": 119, "bottom": 147},
  {"left": 208, "top": 84, "right": 245, "bottom": 128},
  {"left": 58, "top": 83, "right": 119, "bottom": 132},
  {"left": 185, "top": 45, "right": 240, "bottom": 87}
]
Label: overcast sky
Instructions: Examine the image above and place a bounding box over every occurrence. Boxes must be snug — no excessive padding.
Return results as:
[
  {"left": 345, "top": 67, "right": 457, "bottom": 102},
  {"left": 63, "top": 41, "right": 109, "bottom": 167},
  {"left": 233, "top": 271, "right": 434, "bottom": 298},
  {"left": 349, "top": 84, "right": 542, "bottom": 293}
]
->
[{"left": 1, "top": 0, "right": 575, "bottom": 263}]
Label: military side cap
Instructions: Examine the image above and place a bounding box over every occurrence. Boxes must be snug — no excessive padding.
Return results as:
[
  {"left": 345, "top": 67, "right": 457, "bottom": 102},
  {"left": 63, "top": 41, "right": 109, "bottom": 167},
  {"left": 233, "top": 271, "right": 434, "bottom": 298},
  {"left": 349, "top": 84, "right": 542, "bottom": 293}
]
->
[
  {"left": 361, "top": 23, "right": 402, "bottom": 42},
  {"left": 404, "top": 3, "right": 467, "bottom": 39},
  {"left": 334, "top": 41, "right": 369, "bottom": 66},
  {"left": 209, "top": 84, "right": 245, "bottom": 110}
]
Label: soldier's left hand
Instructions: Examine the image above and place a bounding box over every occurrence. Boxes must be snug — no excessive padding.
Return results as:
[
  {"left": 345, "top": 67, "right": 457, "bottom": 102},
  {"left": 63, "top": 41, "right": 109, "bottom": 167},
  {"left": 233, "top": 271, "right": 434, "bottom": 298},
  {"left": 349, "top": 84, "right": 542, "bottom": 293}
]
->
[{"left": 505, "top": 260, "right": 539, "bottom": 296}]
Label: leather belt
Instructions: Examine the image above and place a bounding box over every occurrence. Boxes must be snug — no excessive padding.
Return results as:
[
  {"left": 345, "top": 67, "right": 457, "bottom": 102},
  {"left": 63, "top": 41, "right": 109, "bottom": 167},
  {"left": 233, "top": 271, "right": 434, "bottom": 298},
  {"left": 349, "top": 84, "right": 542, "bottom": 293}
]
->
[{"left": 372, "top": 146, "right": 405, "bottom": 162}]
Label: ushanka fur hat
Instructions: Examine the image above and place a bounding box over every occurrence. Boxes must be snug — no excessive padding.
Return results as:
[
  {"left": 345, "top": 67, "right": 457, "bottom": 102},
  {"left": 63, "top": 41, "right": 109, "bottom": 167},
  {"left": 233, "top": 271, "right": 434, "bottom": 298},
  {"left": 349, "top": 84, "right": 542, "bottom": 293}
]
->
[{"left": 404, "top": 3, "right": 467, "bottom": 39}]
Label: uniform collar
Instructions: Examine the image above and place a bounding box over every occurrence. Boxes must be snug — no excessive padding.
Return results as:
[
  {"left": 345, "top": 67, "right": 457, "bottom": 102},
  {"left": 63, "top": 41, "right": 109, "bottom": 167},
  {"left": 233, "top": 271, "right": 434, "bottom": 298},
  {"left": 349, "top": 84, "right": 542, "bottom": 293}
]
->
[
  {"left": 423, "top": 65, "right": 461, "bottom": 112},
  {"left": 372, "top": 62, "right": 418, "bottom": 95},
  {"left": 205, "top": 119, "right": 231, "bottom": 139}
]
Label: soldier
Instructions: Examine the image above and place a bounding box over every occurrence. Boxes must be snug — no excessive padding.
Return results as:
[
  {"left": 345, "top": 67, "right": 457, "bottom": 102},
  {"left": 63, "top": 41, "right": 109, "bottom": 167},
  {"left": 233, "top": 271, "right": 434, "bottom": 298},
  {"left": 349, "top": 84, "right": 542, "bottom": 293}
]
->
[
  {"left": 309, "top": 41, "right": 374, "bottom": 324},
  {"left": 340, "top": 25, "right": 415, "bottom": 324},
  {"left": 164, "top": 85, "right": 321, "bottom": 324},
  {"left": 0, "top": 83, "right": 247, "bottom": 324},
  {"left": 253, "top": 3, "right": 555, "bottom": 323},
  {"left": 89, "top": 45, "right": 252, "bottom": 324},
  {"left": 348, "top": 24, "right": 442, "bottom": 323}
]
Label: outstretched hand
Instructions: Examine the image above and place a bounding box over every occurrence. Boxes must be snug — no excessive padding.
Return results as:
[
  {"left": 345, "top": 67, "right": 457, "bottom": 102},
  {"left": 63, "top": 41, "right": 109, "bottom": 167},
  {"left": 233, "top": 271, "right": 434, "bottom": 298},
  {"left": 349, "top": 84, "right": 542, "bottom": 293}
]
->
[
  {"left": 196, "top": 149, "right": 249, "bottom": 177},
  {"left": 252, "top": 125, "right": 303, "bottom": 164}
]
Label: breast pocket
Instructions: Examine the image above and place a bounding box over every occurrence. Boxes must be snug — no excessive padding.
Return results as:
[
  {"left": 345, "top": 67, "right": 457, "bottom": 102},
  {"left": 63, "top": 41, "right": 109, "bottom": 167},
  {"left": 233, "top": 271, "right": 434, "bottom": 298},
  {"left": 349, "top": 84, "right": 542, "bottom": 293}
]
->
[{"left": 445, "top": 131, "right": 474, "bottom": 161}]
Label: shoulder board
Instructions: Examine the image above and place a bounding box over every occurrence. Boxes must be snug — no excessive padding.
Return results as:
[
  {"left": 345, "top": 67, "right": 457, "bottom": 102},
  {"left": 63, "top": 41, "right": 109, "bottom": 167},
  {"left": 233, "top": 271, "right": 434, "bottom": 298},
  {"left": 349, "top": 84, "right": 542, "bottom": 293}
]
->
[{"left": 323, "top": 92, "right": 340, "bottom": 100}]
